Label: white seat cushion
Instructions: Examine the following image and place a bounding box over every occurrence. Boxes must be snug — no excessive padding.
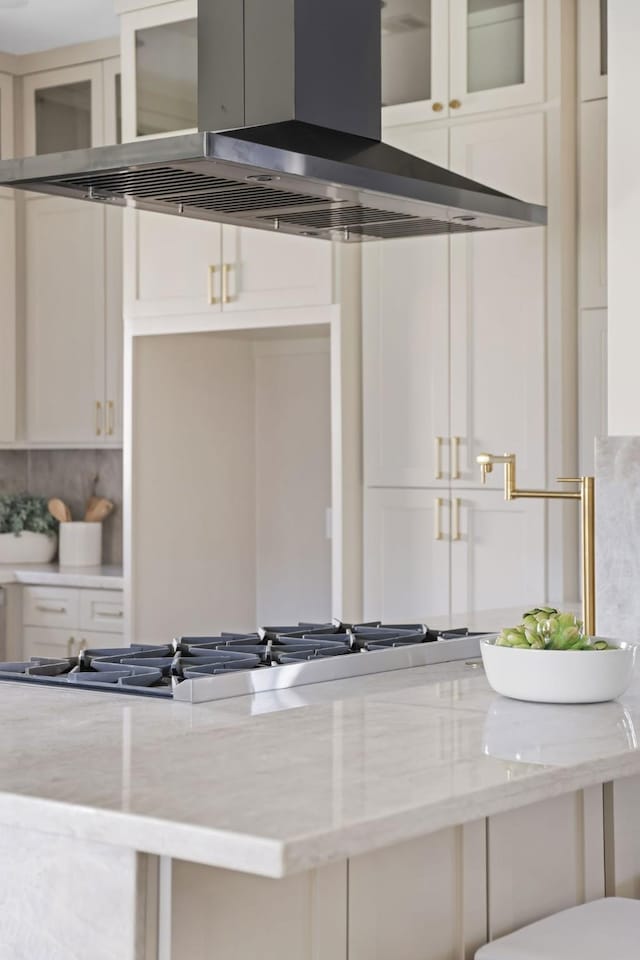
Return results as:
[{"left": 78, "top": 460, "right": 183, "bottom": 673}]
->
[{"left": 476, "top": 898, "right": 640, "bottom": 960}]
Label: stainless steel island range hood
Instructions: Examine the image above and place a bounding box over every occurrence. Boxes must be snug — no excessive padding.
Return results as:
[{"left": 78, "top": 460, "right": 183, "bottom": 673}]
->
[{"left": 0, "top": 0, "right": 547, "bottom": 241}]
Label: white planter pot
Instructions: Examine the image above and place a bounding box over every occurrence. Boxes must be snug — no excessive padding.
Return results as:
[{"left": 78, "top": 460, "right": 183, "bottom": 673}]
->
[{"left": 0, "top": 531, "right": 57, "bottom": 564}]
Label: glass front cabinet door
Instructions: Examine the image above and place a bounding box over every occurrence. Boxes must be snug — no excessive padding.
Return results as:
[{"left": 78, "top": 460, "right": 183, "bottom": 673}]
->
[
  {"left": 121, "top": 0, "right": 197, "bottom": 142},
  {"left": 22, "top": 63, "right": 104, "bottom": 155},
  {"left": 383, "top": 0, "right": 544, "bottom": 126},
  {"left": 381, "top": 0, "right": 449, "bottom": 123},
  {"left": 448, "top": 0, "right": 545, "bottom": 116}
]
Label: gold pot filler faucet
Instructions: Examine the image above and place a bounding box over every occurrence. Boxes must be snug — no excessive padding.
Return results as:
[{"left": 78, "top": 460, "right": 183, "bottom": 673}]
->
[{"left": 475, "top": 452, "right": 596, "bottom": 637}]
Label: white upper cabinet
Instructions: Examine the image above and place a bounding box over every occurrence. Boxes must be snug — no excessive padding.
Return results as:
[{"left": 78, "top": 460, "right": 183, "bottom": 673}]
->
[
  {"left": 448, "top": 0, "right": 544, "bottom": 117},
  {"left": 25, "top": 197, "right": 107, "bottom": 444},
  {"left": 22, "top": 63, "right": 105, "bottom": 156},
  {"left": 220, "top": 227, "right": 333, "bottom": 314},
  {"left": 381, "top": 0, "right": 449, "bottom": 123},
  {"left": 121, "top": 0, "right": 197, "bottom": 141},
  {"left": 579, "top": 0, "right": 607, "bottom": 101},
  {"left": 22, "top": 59, "right": 123, "bottom": 445},
  {"left": 383, "top": 0, "right": 544, "bottom": 126},
  {"left": 124, "top": 213, "right": 333, "bottom": 319},
  {"left": 449, "top": 111, "right": 546, "bottom": 489}
]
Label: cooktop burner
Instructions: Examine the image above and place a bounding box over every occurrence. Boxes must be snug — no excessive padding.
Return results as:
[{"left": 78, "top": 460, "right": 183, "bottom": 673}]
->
[{"left": 0, "top": 621, "right": 491, "bottom": 702}]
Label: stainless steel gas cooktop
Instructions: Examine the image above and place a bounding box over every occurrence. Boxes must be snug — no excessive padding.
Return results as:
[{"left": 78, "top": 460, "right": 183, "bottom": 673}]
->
[{"left": 0, "top": 621, "right": 490, "bottom": 703}]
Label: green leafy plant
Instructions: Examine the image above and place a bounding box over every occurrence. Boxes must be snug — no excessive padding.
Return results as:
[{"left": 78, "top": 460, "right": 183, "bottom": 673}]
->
[
  {"left": 0, "top": 493, "right": 58, "bottom": 538},
  {"left": 497, "top": 607, "right": 612, "bottom": 650}
]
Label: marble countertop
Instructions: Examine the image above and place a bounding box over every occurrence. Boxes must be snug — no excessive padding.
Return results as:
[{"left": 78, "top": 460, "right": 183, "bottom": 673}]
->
[
  {"left": 0, "top": 634, "right": 638, "bottom": 878},
  {"left": 0, "top": 564, "right": 123, "bottom": 589}
]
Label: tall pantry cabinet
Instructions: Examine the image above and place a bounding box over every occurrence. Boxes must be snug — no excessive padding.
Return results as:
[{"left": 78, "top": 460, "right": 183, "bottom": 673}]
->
[
  {"left": 363, "top": 0, "right": 578, "bottom": 620},
  {"left": 0, "top": 71, "right": 16, "bottom": 444},
  {"left": 578, "top": 0, "right": 608, "bottom": 474}
]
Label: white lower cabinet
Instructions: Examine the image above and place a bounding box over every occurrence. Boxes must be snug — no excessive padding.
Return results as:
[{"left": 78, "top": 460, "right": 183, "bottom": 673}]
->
[
  {"left": 22, "top": 585, "right": 124, "bottom": 659},
  {"left": 364, "top": 488, "right": 544, "bottom": 621},
  {"left": 124, "top": 211, "right": 333, "bottom": 319}
]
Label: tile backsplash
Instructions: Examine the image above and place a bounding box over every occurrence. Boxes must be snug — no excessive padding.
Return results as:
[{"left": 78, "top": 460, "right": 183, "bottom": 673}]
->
[{"left": 0, "top": 450, "right": 123, "bottom": 565}]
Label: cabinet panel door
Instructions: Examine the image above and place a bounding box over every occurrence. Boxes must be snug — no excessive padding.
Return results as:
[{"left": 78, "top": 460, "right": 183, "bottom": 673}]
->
[
  {"left": 579, "top": 309, "right": 607, "bottom": 476},
  {"left": 364, "top": 489, "right": 450, "bottom": 621},
  {"left": 449, "top": 0, "right": 545, "bottom": 116},
  {"left": 449, "top": 112, "right": 546, "bottom": 489},
  {"left": 0, "top": 197, "right": 15, "bottom": 442},
  {"left": 364, "top": 125, "right": 449, "bottom": 487},
  {"left": 105, "top": 207, "right": 124, "bottom": 442},
  {"left": 23, "top": 626, "right": 77, "bottom": 660},
  {"left": 0, "top": 71, "right": 14, "bottom": 162},
  {"left": 381, "top": 0, "right": 450, "bottom": 127},
  {"left": 450, "top": 490, "right": 545, "bottom": 614},
  {"left": 579, "top": 99, "right": 607, "bottom": 309},
  {"left": 26, "top": 197, "right": 106, "bottom": 444},
  {"left": 488, "top": 790, "right": 604, "bottom": 940},
  {"left": 221, "top": 227, "right": 333, "bottom": 313},
  {"left": 579, "top": 0, "right": 608, "bottom": 101},
  {"left": 124, "top": 209, "right": 222, "bottom": 318}
]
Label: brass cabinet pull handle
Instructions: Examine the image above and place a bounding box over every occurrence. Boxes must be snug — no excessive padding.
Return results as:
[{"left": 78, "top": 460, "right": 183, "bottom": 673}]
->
[
  {"left": 452, "top": 498, "right": 462, "bottom": 541},
  {"left": 36, "top": 604, "right": 66, "bottom": 614},
  {"left": 207, "top": 265, "right": 219, "bottom": 305},
  {"left": 98, "top": 609, "right": 124, "bottom": 619},
  {"left": 449, "top": 98, "right": 462, "bottom": 109},
  {"left": 451, "top": 436, "right": 461, "bottom": 480},
  {"left": 432, "top": 101, "right": 444, "bottom": 112},
  {"left": 67, "top": 636, "right": 75, "bottom": 658},
  {"left": 95, "top": 401, "right": 103, "bottom": 437},
  {"left": 106, "top": 401, "right": 114, "bottom": 437},
  {"left": 434, "top": 497, "right": 443, "bottom": 541},
  {"left": 222, "top": 263, "right": 232, "bottom": 304},
  {"left": 434, "top": 436, "right": 443, "bottom": 480}
]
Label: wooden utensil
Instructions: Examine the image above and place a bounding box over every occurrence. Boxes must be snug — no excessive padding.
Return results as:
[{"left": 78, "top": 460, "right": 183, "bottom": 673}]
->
[
  {"left": 83, "top": 495, "right": 101, "bottom": 521},
  {"left": 84, "top": 497, "right": 114, "bottom": 523},
  {"left": 48, "top": 498, "right": 71, "bottom": 523}
]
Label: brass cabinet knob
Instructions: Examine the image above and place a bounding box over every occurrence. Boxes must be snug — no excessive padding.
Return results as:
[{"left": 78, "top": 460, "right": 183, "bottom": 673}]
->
[
  {"left": 432, "top": 101, "right": 444, "bottom": 112},
  {"left": 449, "top": 98, "right": 462, "bottom": 109}
]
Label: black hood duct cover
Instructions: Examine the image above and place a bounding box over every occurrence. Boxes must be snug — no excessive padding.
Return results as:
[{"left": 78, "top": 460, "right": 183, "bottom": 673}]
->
[{"left": 0, "top": 0, "right": 546, "bottom": 241}]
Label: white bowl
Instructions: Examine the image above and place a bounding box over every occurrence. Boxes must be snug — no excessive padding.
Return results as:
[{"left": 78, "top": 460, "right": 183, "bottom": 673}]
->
[{"left": 480, "top": 636, "right": 637, "bottom": 704}]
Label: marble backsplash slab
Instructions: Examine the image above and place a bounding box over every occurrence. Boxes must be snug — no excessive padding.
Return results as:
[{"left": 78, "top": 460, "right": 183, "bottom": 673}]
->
[
  {"left": 0, "top": 450, "right": 122, "bottom": 565},
  {"left": 595, "top": 437, "right": 640, "bottom": 640}
]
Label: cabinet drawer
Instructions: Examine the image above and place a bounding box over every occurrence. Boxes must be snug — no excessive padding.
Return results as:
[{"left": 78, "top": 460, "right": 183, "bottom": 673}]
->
[
  {"left": 23, "top": 626, "right": 78, "bottom": 660},
  {"left": 23, "top": 587, "right": 79, "bottom": 628},
  {"left": 79, "top": 590, "right": 124, "bottom": 634}
]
